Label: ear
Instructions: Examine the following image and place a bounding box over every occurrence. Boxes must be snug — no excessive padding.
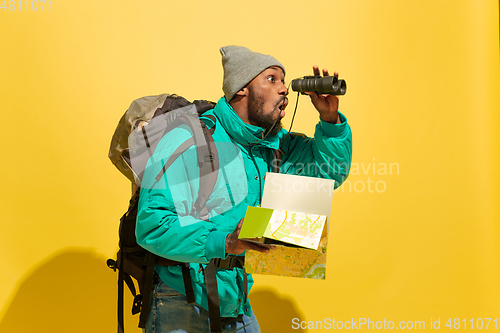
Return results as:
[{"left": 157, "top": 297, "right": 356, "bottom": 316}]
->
[{"left": 234, "top": 86, "right": 248, "bottom": 97}]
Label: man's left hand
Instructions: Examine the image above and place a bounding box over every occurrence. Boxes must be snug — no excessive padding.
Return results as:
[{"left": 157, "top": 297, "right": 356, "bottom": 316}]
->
[{"left": 305, "top": 66, "right": 341, "bottom": 124}]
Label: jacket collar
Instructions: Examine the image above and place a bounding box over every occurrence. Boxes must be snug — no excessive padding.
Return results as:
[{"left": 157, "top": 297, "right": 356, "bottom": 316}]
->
[{"left": 213, "top": 97, "right": 282, "bottom": 149}]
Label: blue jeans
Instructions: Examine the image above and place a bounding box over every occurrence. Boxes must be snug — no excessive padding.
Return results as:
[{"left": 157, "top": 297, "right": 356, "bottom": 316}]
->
[{"left": 144, "top": 278, "right": 261, "bottom": 333}]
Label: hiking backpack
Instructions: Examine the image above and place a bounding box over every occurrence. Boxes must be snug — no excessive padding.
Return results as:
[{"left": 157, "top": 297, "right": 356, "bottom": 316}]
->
[
  {"left": 107, "top": 94, "right": 220, "bottom": 332},
  {"left": 107, "top": 93, "right": 282, "bottom": 333}
]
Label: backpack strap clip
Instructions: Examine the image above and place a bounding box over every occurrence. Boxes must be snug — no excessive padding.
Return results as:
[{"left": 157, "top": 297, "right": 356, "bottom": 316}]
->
[
  {"left": 107, "top": 258, "right": 117, "bottom": 272},
  {"left": 205, "top": 152, "right": 215, "bottom": 163},
  {"left": 132, "top": 295, "right": 142, "bottom": 315},
  {"left": 213, "top": 255, "right": 244, "bottom": 270}
]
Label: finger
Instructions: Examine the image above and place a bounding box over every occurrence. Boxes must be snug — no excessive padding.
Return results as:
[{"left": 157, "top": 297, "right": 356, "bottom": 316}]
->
[
  {"left": 334, "top": 71, "right": 339, "bottom": 77},
  {"left": 234, "top": 218, "right": 244, "bottom": 234},
  {"left": 306, "top": 91, "right": 320, "bottom": 103},
  {"left": 259, "top": 243, "right": 274, "bottom": 249},
  {"left": 322, "top": 68, "right": 330, "bottom": 77},
  {"left": 325, "top": 94, "right": 340, "bottom": 107},
  {"left": 312, "top": 65, "right": 320, "bottom": 76},
  {"left": 242, "top": 241, "right": 270, "bottom": 253}
]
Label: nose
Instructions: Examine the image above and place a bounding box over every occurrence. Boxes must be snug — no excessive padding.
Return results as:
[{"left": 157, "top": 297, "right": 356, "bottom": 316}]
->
[{"left": 278, "top": 81, "right": 288, "bottom": 96}]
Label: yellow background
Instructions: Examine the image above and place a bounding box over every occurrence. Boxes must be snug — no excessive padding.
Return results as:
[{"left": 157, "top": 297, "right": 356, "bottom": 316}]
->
[{"left": 1, "top": 0, "right": 499, "bottom": 332}]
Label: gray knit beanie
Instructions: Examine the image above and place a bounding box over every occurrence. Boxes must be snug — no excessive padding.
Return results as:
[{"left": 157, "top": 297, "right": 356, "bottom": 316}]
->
[{"left": 220, "top": 45, "right": 285, "bottom": 102}]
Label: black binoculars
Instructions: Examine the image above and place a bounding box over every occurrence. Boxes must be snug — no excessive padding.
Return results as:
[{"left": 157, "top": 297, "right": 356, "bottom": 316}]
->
[{"left": 291, "top": 75, "right": 347, "bottom": 95}]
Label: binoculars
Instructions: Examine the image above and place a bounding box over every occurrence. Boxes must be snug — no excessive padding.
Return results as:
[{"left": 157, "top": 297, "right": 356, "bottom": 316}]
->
[{"left": 291, "top": 75, "right": 347, "bottom": 95}]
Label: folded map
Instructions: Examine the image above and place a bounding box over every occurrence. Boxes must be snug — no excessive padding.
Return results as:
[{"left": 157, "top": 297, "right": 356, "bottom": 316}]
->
[{"left": 239, "top": 206, "right": 326, "bottom": 250}]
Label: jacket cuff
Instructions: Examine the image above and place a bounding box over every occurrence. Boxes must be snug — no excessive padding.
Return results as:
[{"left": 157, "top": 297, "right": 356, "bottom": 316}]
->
[
  {"left": 205, "top": 230, "right": 230, "bottom": 260},
  {"left": 319, "top": 112, "right": 348, "bottom": 137}
]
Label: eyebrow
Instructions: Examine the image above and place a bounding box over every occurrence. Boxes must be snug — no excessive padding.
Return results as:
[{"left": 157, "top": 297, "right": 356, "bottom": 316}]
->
[{"left": 267, "top": 67, "right": 285, "bottom": 78}]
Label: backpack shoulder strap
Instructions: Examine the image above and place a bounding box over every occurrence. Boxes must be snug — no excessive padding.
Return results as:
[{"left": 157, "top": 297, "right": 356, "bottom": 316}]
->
[
  {"left": 149, "top": 115, "right": 218, "bottom": 221},
  {"left": 273, "top": 149, "right": 282, "bottom": 173},
  {"left": 192, "top": 120, "right": 218, "bottom": 220}
]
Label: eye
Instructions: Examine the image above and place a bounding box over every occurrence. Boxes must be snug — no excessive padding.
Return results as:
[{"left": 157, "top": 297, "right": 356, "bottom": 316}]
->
[{"left": 267, "top": 75, "right": 275, "bottom": 83}]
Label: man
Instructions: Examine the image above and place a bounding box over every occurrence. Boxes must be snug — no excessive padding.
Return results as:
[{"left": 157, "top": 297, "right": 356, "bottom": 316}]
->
[{"left": 136, "top": 45, "right": 352, "bottom": 332}]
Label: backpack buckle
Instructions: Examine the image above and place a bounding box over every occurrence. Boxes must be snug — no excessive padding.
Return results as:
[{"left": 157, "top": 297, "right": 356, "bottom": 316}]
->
[
  {"left": 213, "top": 256, "right": 244, "bottom": 270},
  {"left": 205, "top": 152, "right": 214, "bottom": 162},
  {"left": 107, "top": 259, "right": 117, "bottom": 272},
  {"left": 132, "top": 294, "right": 143, "bottom": 315}
]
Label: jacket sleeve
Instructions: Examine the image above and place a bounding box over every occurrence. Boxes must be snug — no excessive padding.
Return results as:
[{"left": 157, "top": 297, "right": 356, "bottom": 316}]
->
[
  {"left": 279, "top": 112, "right": 352, "bottom": 189},
  {"left": 135, "top": 128, "right": 229, "bottom": 264}
]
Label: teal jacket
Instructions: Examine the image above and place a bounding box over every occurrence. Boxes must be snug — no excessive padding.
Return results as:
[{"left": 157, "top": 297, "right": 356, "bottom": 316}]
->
[{"left": 136, "top": 97, "right": 352, "bottom": 317}]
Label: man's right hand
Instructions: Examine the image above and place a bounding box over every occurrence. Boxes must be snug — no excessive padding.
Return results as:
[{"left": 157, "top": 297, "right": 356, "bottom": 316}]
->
[{"left": 225, "top": 219, "right": 273, "bottom": 255}]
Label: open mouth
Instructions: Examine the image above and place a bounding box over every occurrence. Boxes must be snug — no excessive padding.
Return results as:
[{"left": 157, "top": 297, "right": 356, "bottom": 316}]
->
[{"left": 278, "top": 98, "right": 288, "bottom": 111}]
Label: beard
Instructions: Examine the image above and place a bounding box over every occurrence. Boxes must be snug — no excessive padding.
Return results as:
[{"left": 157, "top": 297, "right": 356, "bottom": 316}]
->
[{"left": 247, "top": 90, "right": 283, "bottom": 137}]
